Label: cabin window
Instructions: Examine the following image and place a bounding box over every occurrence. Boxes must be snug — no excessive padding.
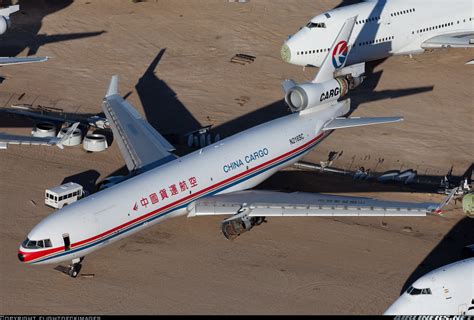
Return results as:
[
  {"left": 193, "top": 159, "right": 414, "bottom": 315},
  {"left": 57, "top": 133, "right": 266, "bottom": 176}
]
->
[
  {"left": 44, "top": 239, "right": 52, "bottom": 248},
  {"left": 406, "top": 285, "right": 432, "bottom": 295},
  {"left": 22, "top": 238, "right": 53, "bottom": 249}
]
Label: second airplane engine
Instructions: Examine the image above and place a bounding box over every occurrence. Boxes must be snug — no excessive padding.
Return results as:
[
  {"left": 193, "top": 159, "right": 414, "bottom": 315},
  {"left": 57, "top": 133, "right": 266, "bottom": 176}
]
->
[
  {"left": 0, "top": 16, "right": 11, "bottom": 35},
  {"left": 285, "top": 77, "right": 350, "bottom": 112},
  {"left": 221, "top": 211, "right": 266, "bottom": 240}
]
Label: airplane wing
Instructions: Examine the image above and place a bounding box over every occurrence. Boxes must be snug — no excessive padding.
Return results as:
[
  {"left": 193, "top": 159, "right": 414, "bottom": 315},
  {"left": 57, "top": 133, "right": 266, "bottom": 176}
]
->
[
  {"left": 102, "top": 75, "right": 177, "bottom": 173},
  {"left": 322, "top": 117, "right": 403, "bottom": 131},
  {"left": 0, "top": 57, "right": 49, "bottom": 66},
  {"left": 313, "top": 16, "right": 357, "bottom": 83},
  {"left": 0, "top": 133, "right": 59, "bottom": 149},
  {"left": 188, "top": 190, "right": 440, "bottom": 217},
  {"left": 0, "top": 122, "right": 79, "bottom": 150},
  {"left": 421, "top": 32, "right": 474, "bottom": 49}
]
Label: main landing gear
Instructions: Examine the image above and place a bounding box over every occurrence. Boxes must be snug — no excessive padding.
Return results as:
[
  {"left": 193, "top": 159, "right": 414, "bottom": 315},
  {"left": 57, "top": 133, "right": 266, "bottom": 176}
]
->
[{"left": 68, "top": 257, "right": 84, "bottom": 278}]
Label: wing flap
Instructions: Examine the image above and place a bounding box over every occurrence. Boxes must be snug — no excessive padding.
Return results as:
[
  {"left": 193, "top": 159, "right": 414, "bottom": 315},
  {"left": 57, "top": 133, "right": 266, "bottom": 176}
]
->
[
  {"left": 421, "top": 32, "right": 474, "bottom": 49},
  {"left": 189, "top": 190, "right": 438, "bottom": 217},
  {"left": 102, "top": 76, "right": 176, "bottom": 173},
  {"left": 322, "top": 117, "right": 403, "bottom": 131},
  {"left": 0, "top": 133, "right": 58, "bottom": 149}
]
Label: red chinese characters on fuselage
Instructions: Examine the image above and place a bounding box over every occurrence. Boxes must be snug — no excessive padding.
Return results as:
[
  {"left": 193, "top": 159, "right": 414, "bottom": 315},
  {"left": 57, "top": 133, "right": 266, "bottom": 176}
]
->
[{"left": 136, "top": 177, "right": 199, "bottom": 210}]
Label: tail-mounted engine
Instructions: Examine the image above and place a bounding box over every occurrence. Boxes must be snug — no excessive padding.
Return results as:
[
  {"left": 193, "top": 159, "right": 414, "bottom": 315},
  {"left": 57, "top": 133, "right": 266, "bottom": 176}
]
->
[
  {"left": 0, "top": 16, "right": 11, "bottom": 35},
  {"left": 285, "top": 75, "right": 364, "bottom": 113},
  {"left": 221, "top": 207, "right": 266, "bottom": 240}
]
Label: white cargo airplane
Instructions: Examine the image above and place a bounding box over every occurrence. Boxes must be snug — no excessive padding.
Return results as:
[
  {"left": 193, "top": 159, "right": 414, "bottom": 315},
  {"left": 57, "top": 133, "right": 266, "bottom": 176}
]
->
[
  {"left": 384, "top": 258, "right": 474, "bottom": 315},
  {"left": 0, "top": 5, "right": 48, "bottom": 66},
  {"left": 281, "top": 0, "right": 474, "bottom": 72},
  {"left": 18, "top": 18, "right": 441, "bottom": 278}
]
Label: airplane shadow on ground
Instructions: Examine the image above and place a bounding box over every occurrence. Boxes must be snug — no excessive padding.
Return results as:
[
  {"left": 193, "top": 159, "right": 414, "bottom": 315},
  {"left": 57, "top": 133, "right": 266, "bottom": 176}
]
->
[
  {"left": 0, "top": 0, "right": 105, "bottom": 57},
  {"left": 400, "top": 217, "right": 474, "bottom": 294},
  {"left": 61, "top": 169, "right": 101, "bottom": 194},
  {"left": 135, "top": 50, "right": 433, "bottom": 142}
]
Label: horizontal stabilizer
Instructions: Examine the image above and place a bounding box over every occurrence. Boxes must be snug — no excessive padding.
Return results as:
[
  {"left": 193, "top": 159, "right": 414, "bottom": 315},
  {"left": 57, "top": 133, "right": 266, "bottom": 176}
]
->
[
  {"left": 0, "top": 57, "right": 48, "bottom": 66},
  {"left": 322, "top": 116, "right": 403, "bottom": 131}
]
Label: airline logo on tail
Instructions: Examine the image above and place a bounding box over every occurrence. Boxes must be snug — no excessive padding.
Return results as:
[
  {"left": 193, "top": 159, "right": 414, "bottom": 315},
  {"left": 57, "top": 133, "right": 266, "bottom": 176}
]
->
[{"left": 332, "top": 40, "right": 348, "bottom": 68}]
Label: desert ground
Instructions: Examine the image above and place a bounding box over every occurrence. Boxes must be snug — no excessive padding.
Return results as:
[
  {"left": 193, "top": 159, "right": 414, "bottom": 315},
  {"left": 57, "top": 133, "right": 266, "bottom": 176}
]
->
[{"left": 0, "top": 0, "right": 473, "bottom": 315}]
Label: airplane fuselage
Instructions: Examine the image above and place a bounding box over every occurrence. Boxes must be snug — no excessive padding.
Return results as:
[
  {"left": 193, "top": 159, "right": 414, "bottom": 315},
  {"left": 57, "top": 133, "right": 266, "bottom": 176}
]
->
[
  {"left": 18, "top": 100, "right": 350, "bottom": 265},
  {"left": 281, "top": 0, "right": 474, "bottom": 67}
]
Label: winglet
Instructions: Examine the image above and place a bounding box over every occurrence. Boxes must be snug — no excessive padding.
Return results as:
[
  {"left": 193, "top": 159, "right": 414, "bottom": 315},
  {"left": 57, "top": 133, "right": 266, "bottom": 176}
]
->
[
  {"left": 313, "top": 16, "right": 357, "bottom": 83},
  {"left": 429, "top": 187, "right": 459, "bottom": 215},
  {"left": 55, "top": 122, "right": 80, "bottom": 149},
  {"left": 106, "top": 75, "right": 119, "bottom": 97}
]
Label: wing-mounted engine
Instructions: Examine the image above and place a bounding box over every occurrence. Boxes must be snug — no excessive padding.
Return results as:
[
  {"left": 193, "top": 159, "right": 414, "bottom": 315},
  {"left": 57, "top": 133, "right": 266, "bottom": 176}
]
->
[
  {"left": 284, "top": 75, "right": 363, "bottom": 112},
  {"left": 221, "top": 207, "right": 266, "bottom": 240},
  {"left": 0, "top": 15, "right": 11, "bottom": 35}
]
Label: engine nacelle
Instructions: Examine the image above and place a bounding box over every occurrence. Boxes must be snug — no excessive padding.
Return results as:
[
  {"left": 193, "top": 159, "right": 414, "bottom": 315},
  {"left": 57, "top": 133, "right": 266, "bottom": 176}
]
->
[
  {"left": 285, "top": 77, "right": 350, "bottom": 112},
  {"left": 0, "top": 16, "right": 11, "bottom": 35},
  {"left": 221, "top": 209, "right": 266, "bottom": 240},
  {"left": 285, "top": 74, "right": 365, "bottom": 113}
]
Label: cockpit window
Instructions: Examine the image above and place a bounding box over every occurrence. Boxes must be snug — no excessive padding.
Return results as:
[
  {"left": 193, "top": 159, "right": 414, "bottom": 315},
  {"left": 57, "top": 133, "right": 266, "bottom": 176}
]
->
[
  {"left": 306, "top": 22, "right": 326, "bottom": 29},
  {"left": 22, "top": 238, "right": 53, "bottom": 249},
  {"left": 406, "top": 285, "right": 432, "bottom": 295}
]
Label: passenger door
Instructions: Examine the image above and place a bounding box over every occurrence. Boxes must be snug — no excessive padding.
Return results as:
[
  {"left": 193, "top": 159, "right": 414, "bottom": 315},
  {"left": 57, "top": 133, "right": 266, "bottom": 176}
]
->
[{"left": 62, "top": 233, "right": 71, "bottom": 251}]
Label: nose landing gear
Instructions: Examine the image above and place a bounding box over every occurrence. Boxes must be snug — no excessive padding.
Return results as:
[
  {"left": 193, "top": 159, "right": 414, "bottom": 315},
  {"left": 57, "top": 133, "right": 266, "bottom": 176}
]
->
[{"left": 68, "top": 257, "right": 84, "bottom": 278}]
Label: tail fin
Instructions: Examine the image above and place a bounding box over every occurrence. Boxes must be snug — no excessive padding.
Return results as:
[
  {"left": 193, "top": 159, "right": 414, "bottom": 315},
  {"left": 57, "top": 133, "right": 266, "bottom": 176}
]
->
[{"left": 313, "top": 16, "right": 357, "bottom": 84}]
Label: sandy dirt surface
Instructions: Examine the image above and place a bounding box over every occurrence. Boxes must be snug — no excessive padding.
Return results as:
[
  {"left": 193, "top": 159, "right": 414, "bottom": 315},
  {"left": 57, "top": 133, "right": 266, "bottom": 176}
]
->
[{"left": 0, "top": 0, "right": 473, "bottom": 315}]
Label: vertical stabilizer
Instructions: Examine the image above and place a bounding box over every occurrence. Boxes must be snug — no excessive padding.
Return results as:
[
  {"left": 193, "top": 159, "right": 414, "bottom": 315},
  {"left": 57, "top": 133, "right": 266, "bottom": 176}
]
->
[{"left": 313, "top": 16, "right": 357, "bottom": 83}]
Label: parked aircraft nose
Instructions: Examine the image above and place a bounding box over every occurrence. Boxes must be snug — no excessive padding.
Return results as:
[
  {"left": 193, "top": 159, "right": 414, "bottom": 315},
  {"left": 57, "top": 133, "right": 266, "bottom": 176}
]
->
[
  {"left": 281, "top": 43, "right": 292, "bottom": 63},
  {"left": 17, "top": 251, "right": 24, "bottom": 262}
]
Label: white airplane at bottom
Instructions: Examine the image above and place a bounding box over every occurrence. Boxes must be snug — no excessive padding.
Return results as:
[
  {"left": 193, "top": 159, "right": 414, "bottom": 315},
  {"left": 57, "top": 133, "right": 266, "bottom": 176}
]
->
[
  {"left": 385, "top": 258, "right": 474, "bottom": 315},
  {"left": 18, "top": 18, "right": 442, "bottom": 278}
]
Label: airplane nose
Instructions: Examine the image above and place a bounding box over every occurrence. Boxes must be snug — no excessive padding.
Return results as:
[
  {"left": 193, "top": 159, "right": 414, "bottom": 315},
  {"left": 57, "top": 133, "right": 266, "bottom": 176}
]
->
[
  {"left": 281, "top": 43, "right": 292, "bottom": 63},
  {"left": 18, "top": 252, "right": 24, "bottom": 262}
]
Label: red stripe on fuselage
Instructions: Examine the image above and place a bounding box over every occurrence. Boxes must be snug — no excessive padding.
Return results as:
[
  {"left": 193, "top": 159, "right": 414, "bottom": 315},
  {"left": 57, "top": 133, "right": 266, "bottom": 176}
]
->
[{"left": 21, "top": 132, "right": 325, "bottom": 263}]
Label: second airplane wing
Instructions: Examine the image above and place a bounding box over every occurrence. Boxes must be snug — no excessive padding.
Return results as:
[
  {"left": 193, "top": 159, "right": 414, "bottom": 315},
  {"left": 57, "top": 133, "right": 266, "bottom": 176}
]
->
[{"left": 102, "top": 75, "right": 177, "bottom": 173}]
